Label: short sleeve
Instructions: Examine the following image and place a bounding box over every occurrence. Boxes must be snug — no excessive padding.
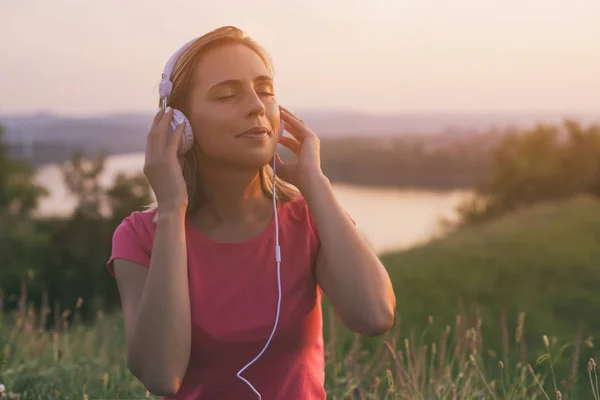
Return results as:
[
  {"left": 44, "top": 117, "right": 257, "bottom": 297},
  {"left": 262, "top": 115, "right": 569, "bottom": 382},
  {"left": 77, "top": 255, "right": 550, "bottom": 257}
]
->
[
  {"left": 303, "top": 198, "right": 356, "bottom": 246},
  {"left": 106, "top": 214, "right": 152, "bottom": 277}
]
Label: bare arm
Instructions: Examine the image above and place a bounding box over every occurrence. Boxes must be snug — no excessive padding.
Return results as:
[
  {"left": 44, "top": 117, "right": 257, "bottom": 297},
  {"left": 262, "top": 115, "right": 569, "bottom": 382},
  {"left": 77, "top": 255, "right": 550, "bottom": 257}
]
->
[
  {"left": 113, "top": 107, "right": 191, "bottom": 395},
  {"left": 274, "top": 105, "right": 396, "bottom": 337},
  {"left": 114, "top": 207, "right": 191, "bottom": 396},
  {"left": 305, "top": 174, "right": 396, "bottom": 337}
]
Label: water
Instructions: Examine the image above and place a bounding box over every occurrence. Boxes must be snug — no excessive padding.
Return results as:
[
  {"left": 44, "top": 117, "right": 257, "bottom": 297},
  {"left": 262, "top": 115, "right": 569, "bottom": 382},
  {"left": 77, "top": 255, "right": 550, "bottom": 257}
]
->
[{"left": 34, "top": 153, "right": 471, "bottom": 254}]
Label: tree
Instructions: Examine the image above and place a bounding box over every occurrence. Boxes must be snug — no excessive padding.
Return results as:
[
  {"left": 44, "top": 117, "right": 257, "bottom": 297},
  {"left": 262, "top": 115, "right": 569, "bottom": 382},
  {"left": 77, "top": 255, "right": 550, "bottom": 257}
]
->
[
  {"left": 456, "top": 120, "right": 600, "bottom": 225},
  {"left": 0, "top": 125, "right": 48, "bottom": 217},
  {"left": 59, "top": 151, "right": 106, "bottom": 219},
  {"left": 107, "top": 172, "right": 154, "bottom": 225},
  {"left": 0, "top": 124, "right": 51, "bottom": 316},
  {"left": 43, "top": 152, "right": 153, "bottom": 314}
]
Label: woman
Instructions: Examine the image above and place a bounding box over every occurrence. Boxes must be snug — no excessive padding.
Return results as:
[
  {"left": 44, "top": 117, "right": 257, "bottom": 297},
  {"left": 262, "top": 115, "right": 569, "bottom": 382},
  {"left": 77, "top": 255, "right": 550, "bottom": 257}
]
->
[{"left": 107, "top": 26, "right": 395, "bottom": 400}]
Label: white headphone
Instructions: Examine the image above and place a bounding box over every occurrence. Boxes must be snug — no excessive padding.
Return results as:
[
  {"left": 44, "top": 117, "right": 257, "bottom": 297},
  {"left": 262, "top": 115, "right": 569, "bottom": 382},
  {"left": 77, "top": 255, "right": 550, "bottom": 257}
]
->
[{"left": 159, "top": 36, "right": 283, "bottom": 399}]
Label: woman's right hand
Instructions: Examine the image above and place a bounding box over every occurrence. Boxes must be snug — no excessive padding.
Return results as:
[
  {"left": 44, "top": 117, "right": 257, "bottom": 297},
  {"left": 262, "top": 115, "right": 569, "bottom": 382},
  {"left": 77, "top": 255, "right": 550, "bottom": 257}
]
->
[{"left": 143, "top": 107, "right": 189, "bottom": 212}]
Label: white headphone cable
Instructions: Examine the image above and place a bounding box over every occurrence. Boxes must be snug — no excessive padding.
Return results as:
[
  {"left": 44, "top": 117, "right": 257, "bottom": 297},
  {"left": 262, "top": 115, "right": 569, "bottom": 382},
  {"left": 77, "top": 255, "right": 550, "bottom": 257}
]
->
[{"left": 235, "top": 153, "right": 282, "bottom": 399}]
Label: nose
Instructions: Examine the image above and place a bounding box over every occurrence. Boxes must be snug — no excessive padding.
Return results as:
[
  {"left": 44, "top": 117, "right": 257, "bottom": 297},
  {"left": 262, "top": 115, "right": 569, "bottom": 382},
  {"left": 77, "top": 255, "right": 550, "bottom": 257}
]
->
[{"left": 245, "top": 91, "right": 265, "bottom": 119}]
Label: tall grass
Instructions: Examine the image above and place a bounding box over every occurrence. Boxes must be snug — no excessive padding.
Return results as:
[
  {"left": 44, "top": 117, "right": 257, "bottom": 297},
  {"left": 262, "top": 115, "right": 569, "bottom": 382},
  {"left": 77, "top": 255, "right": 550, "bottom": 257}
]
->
[{"left": 1, "top": 290, "right": 597, "bottom": 400}]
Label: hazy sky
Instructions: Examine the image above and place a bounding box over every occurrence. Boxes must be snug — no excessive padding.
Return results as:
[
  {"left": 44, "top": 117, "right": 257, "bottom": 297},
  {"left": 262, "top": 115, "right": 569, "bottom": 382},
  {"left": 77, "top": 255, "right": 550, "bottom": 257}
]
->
[{"left": 1, "top": 0, "right": 599, "bottom": 116}]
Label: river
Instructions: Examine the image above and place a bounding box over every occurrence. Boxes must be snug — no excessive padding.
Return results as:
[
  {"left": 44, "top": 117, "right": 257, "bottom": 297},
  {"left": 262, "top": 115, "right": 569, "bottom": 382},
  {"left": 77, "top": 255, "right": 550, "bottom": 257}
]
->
[{"left": 34, "top": 153, "right": 472, "bottom": 254}]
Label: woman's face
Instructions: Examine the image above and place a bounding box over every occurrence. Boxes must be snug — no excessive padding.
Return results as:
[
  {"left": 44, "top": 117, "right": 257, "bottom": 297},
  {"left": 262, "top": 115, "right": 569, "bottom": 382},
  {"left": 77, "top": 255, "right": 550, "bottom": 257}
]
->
[{"left": 186, "top": 42, "right": 281, "bottom": 169}]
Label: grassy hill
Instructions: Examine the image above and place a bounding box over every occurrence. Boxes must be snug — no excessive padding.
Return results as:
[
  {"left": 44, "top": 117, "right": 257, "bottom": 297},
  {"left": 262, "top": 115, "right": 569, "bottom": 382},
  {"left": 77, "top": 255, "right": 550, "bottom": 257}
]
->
[
  {"left": 376, "top": 196, "right": 600, "bottom": 384},
  {"left": 316, "top": 196, "right": 600, "bottom": 398}
]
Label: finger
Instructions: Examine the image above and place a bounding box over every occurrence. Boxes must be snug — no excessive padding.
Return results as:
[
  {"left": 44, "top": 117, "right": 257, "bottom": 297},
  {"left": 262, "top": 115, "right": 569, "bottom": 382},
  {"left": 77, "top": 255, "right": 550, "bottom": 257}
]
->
[
  {"left": 278, "top": 135, "right": 301, "bottom": 155},
  {"left": 279, "top": 111, "right": 313, "bottom": 141},
  {"left": 147, "top": 109, "right": 166, "bottom": 147},
  {"left": 167, "top": 119, "right": 186, "bottom": 150},
  {"left": 279, "top": 106, "right": 304, "bottom": 127},
  {"left": 153, "top": 107, "right": 174, "bottom": 139},
  {"left": 279, "top": 106, "right": 304, "bottom": 125},
  {"left": 151, "top": 107, "right": 165, "bottom": 130},
  {"left": 274, "top": 152, "right": 285, "bottom": 170}
]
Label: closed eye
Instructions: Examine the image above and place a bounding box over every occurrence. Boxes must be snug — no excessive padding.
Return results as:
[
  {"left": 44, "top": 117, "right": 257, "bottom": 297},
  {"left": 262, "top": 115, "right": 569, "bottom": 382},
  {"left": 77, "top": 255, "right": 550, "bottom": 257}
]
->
[
  {"left": 215, "top": 95, "right": 235, "bottom": 101},
  {"left": 215, "top": 91, "right": 273, "bottom": 101}
]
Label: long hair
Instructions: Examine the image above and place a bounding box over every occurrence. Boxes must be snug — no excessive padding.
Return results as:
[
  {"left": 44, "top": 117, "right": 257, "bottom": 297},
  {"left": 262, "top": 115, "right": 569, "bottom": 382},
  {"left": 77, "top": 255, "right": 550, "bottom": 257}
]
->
[{"left": 157, "top": 26, "right": 298, "bottom": 215}]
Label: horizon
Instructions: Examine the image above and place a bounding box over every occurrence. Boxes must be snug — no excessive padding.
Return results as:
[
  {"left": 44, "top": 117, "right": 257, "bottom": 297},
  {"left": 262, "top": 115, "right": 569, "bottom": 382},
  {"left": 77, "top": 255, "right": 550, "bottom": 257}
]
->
[{"left": 2, "top": 108, "right": 600, "bottom": 120}]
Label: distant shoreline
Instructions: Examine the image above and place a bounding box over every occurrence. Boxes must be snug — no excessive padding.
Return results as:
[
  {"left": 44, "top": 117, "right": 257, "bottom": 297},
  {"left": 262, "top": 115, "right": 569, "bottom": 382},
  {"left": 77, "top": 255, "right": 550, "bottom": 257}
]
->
[
  {"left": 31, "top": 149, "right": 481, "bottom": 193},
  {"left": 11, "top": 110, "right": 599, "bottom": 193}
]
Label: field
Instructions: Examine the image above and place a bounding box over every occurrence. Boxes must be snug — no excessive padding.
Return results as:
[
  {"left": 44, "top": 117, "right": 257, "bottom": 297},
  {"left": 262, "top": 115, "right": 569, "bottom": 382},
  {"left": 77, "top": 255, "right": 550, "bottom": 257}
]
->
[
  {"left": 2, "top": 303, "right": 597, "bottom": 399},
  {"left": 2, "top": 196, "right": 600, "bottom": 399}
]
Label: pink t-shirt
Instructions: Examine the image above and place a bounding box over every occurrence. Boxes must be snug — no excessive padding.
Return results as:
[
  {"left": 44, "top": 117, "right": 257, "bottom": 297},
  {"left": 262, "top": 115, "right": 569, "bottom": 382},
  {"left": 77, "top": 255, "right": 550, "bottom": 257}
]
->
[{"left": 107, "top": 195, "right": 326, "bottom": 400}]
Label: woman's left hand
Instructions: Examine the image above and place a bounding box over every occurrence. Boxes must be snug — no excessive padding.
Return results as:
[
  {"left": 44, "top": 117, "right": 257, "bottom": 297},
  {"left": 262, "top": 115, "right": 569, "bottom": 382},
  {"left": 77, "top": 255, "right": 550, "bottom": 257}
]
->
[{"left": 274, "top": 106, "right": 326, "bottom": 194}]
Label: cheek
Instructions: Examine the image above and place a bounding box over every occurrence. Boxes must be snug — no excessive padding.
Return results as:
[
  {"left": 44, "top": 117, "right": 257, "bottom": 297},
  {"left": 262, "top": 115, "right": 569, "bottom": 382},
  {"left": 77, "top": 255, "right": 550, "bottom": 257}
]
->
[
  {"left": 265, "top": 100, "right": 280, "bottom": 129},
  {"left": 189, "top": 111, "right": 232, "bottom": 148},
  {"left": 266, "top": 96, "right": 279, "bottom": 113}
]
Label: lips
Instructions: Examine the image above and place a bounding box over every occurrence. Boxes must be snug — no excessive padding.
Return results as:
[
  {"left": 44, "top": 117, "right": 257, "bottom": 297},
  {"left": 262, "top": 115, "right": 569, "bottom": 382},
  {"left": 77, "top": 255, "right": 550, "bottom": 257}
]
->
[{"left": 236, "top": 127, "right": 269, "bottom": 139}]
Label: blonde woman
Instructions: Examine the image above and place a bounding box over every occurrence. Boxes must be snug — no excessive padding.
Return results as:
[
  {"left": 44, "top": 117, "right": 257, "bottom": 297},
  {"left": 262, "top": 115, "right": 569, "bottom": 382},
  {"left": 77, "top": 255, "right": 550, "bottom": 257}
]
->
[{"left": 107, "top": 26, "right": 395, "bottom": 400}]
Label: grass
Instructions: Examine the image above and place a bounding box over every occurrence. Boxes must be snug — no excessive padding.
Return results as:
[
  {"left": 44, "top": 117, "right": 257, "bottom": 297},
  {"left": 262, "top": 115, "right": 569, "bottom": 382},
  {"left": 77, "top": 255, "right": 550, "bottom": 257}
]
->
[
  {"left": 0, "top": 296, "right": 598, "bottom": 399},
  {"left": 381, "top": 195, "right": 600, "bottom": 350},
  {"left": 377, "top": 195, "right": 600, "bottom": 397},
  {"left": 2, "top": 195, "right": 600, "bottom": 399}
]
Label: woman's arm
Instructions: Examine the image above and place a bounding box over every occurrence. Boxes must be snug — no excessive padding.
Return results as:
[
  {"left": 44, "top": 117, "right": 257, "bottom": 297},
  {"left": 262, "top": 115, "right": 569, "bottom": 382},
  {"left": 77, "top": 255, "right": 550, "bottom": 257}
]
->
[
  {"left": 115, "top": 107, "right": 193, "bottom": 396},
  {"left": 275, "top": 105, "right": 396, "bottom": 337},
  {"left": 304, "top": 173, "right": 396, "bottom": 337},
  {"left": 114, "top": 207, "right": 191, "bottom": 396}
]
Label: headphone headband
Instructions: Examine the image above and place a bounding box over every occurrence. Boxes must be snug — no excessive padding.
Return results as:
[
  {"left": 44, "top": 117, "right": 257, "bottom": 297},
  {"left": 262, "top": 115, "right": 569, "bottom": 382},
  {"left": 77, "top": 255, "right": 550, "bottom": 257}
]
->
[{"left": 159, "top": 36, "right": 200, "bottom": 102}]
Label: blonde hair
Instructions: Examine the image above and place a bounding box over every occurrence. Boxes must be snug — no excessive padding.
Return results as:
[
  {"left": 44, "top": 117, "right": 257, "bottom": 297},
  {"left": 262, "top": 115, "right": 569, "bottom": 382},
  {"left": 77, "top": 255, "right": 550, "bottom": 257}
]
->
[{"left": 159, "top": 26, "right": 299, "bottom": 215}]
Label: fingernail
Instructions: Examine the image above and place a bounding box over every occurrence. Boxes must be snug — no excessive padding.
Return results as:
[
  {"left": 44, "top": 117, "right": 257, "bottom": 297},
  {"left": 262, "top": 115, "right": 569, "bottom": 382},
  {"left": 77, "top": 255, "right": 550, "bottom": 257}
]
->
[{"left": 166, "top": 106, "right": 172, "bottom": 113}]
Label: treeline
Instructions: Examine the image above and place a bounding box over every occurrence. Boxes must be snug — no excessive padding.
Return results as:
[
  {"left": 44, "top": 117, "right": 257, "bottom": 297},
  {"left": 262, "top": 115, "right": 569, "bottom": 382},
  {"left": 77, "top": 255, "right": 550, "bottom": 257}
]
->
[
  {"left": 12, "top": 131, "right": 501, "bottom": 190},
  {"left": 0, "top": 125, "right": 152, "bottom": 325},
  {"left": 318, "top": 133, "right": 498, "bottom": 190},
  {"left": 1, "top": 119, "right": 600, "bottom": 326},
  {"left": 456, "top": 119, "right": 600, "bottom": 225}
]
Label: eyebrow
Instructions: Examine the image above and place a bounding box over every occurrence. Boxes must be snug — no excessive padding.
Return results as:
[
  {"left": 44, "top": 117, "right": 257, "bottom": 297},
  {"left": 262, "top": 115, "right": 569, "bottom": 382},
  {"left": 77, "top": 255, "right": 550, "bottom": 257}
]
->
[{"left": 208, "top": 75, "right": 273, "bottom": 91}]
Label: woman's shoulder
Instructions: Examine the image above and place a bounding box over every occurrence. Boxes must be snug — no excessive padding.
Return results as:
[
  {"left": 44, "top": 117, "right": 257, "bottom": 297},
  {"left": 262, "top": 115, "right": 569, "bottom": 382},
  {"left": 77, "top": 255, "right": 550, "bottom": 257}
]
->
[
  {"left": 278, "top": 192, "right": 355, "bottom": 240},
  {"left": 280, "top": 193, "right": 310, "bottom": 216},
  {"left": 107, "top": 208, "right": 159, "bottom": 275},
  {"left": 118, "top": 207, "right": 159, "bottom": 230},
  {"left": 112, "top": 208, "right": 159, "bottom": 246},
  {"left": 279, "top": 194, "right": 320, "bottom": 241},
  {"left": 278, "top": 193, "right": 309, "bottom": 219}
]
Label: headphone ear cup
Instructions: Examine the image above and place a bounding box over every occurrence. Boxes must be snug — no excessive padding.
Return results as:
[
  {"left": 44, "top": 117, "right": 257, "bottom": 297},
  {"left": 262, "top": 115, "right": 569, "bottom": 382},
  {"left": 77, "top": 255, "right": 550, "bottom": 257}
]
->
[{"left": 170, "top": 109, "right": 194, "bottom": 155}]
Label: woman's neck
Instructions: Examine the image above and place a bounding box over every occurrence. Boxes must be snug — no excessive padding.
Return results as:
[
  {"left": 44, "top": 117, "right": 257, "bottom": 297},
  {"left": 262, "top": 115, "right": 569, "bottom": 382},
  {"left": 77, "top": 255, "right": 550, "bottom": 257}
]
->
[{"left": 193, "top": 163, "right": 271, "bottom": 225}]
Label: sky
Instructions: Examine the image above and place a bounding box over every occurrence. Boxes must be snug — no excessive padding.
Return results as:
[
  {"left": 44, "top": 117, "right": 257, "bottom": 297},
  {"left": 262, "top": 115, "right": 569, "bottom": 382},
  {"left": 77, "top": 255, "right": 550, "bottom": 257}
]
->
[{"left": 1, "top": 0, "right": 599, "bottom": 116}]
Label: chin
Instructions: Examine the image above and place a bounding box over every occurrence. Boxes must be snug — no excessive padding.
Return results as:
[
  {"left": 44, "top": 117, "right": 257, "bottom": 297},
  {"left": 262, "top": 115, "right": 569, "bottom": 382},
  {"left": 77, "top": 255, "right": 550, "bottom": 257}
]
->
[
  {"left": 227, "top": 152, "right": 273, "bottom": 170},
  {"left": 227, "top": 141, "right": 277, "bottom": 169}
]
